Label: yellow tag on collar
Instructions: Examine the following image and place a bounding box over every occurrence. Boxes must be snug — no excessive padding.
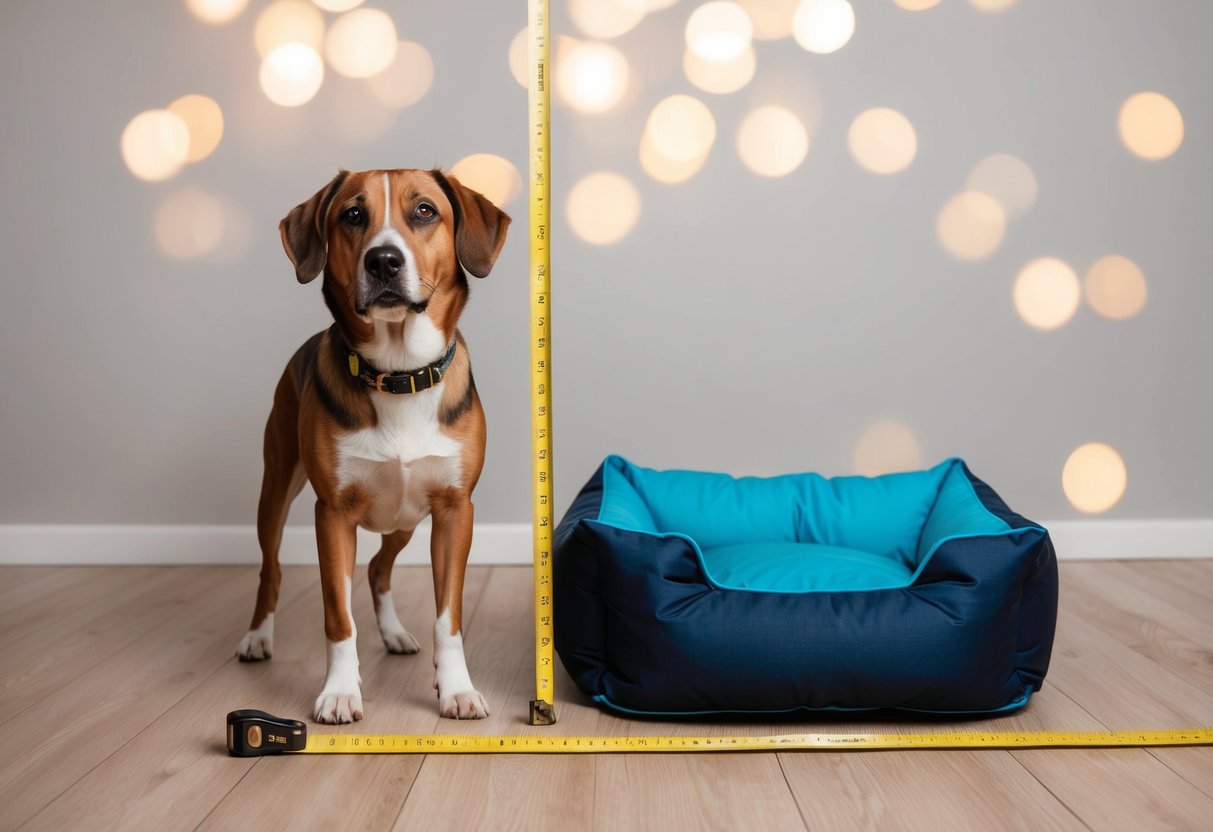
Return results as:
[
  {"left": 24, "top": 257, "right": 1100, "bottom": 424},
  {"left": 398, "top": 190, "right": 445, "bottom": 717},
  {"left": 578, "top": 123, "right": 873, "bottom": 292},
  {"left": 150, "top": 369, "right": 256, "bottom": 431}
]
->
[{"left": 348, "top": 354, "right": 359, "bottom": 376}]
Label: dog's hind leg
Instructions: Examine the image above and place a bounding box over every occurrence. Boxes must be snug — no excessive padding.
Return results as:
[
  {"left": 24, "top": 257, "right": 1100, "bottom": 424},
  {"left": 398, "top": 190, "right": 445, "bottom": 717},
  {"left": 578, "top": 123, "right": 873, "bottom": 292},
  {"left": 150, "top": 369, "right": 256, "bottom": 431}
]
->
[
  {"left": 368, "top": 529, "right": 422, "bottom": 654},
  {"left": 238, "top": 371, "right": 306, "bottom": 661}
]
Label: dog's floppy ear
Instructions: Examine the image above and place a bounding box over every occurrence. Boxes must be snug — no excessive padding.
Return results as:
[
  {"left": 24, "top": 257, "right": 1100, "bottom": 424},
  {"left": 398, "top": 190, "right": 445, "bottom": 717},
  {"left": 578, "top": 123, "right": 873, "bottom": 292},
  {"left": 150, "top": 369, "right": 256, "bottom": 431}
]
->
[
  {"left": 432, "top": 170, "right": 511, "bottom": 278},
  {"left": 279, "top": 170, "right": 348, "bottom": 284}
]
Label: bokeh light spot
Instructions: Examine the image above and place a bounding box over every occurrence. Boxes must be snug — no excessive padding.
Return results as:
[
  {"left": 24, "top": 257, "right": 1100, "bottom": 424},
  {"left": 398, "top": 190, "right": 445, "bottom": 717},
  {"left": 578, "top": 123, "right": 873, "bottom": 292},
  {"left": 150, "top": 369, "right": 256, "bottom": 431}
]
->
[
  {"left": 1013, "top": 257, "right": 1081, "bottom": 330},
  {"left": 254, "top": 1, "right": 325, "bottom": 57},
  {"left": 1063, "top": 442, "right": 1127, "bottom": 514},
  {"left": 854, "top": 420, "right": 923, "bottom": 477},
  {"left": 683, "top": 45, "right": 756, "bottom": 94},
  {"left": 847, "top": 107, "right": 917, "bottom": 174},
  {"left": 1085, "top": 255, "right": 1148, "bottom": 320},
  {"left": 639, "top": 130, "right": 711, "bottom": 184},
  {"left": 325, "top": 8, "right": 397, "bottom": 78},
  {"left": 686, "top": 2, "right": 754, "bottom": 62},
  {"left": 366, "top": 41, "right": 434, "bottom": 109},
  {"left": 154, "top": 188, "right": 226, "bottom": 259},
  {"left": 568, "top": 0, "right": 646, "bottom": 39},
  {"left": 121, "top": 109, "right": 190, "bottom": 182},
  {"left": 737, "top": 106, "right": 808, "bottom": 177},
  {"left": 966, "top": 0, "right": 1017, "bottom": 12},
  {"left": 167, "top": 94, "right": 224, "bottom": 163},
  {"left": 311, "top": 0, "right": 363, "bottom": 11},
  {"left": 646, "top": 95, "right": 716, "bottom": 163},
  {"left": 557, "top": 41, "right": 630, "bottom": 115},
  {"left": 792, "top": 0, "right": 855, "bottom": 55},
  {"left": 893, "top": 0, "right": 942, "bottom": 10},
  {"left": 450, "top": 154, "right": 523, "bottom": 208},
  {"left": 1118, "top": 91, "right": 1184, "bottom": 160},
  {"left": 567, "top": 172, "right": 642, "bottom": 245},
  {"left": 259, "top": 43, "right": 325, "bottom": 107},
  {"left": 736, "top": 0, "right": 798, "bottom": 40},
  {"left": 965, "top": 153, "right": 1037, "bottom": 219},
  {"left": 186, "top": 0, "right": 250, "bottom": 25},
  {"left": 936, "top": 191, "right": 1006, "bottom": 261}
]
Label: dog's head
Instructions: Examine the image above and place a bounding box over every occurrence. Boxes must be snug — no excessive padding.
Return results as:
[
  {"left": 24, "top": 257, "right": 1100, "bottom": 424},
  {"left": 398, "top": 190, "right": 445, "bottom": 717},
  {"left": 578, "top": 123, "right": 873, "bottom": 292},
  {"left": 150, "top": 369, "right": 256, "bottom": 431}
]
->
[{"left": 279, "top": 168, "right": 510, "bottom": 333}]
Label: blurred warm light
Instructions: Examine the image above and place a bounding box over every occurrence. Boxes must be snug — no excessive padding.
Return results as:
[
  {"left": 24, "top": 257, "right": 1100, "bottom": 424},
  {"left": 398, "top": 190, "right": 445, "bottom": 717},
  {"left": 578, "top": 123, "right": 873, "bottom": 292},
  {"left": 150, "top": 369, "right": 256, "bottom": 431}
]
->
[
  {"left": 509, "top": 29, "right": 577, "bottom": 90},
  {"left": 260, "top": 43, "right": 325, "bottom": 107},
  {"left": 854, "top": 420, "right": 923, "bottom": 477},
  {"left": 936, "top": 191, "right": 1005, "bottom": 261},
  {"left": 965, "top": 153, "right": 1037, "bottom": 219},
  {"left": 737, "top": 106, "right": 808, "bottom": 177},
  {"left": 1013, "top": 257, "right": 1081, "bottom": 330},
  {"left": 167, "top": 94, "right": 224, "bottom": 164},
  {"left": 557, "top": 42, "right": 630, "bottom": 115},
  {"left": 686, "top": 2, "right": 754, "bottom": 62},
  {"left": 154, "top": 188, "right": 226, "bottom": 259},
  {"left": 639, "top": 131, "right": 711, "bottom": 184},
  {"left": 792, "top": 0, "right": 855, "bottom": 55},
  {"left": 366, "top": 41, "right": 433, "bottom": 108},
  {"left": 187, "top": 0, "right": 250, "bottom": 25},
  {"left": 646, "top": 95, "right": 716, "bottom": 163},
  {"left": 328, "top": 81, "right": 397, "bottom": 144},
  {"left": 847, "top": 108, "right": 917, "bottom": 175},
  {"left": 1084, "top": 255, "right": 1147, "bottom": 320},
  {"left": 1118, "top": 92, "right": 1184, "bottom": 161},
  {"left": 568, "top": 0, "right": 646, "bottom": 39},
  {"left": 325, "top": 8, "right": 397, "bottom": 78},
  {"left": 966, "top": 0, "right": 1017, "bottom": 12},
  {"left": 120, "top": 109, "right": 190, "bottom": 182},
  {"left": 736, "top": 0, "right": 798, "bottom": 40},
  {"left": 254, "top": 1, "right": 325, "bottom": 57},
  {"left": 312, "top": 0, "right": 363, "bottom": 10},
  {"left": 893, "top": 0, "right": 941, "bottom": 10},
  {"left": 450, "top": 154, "right": 523, "bottom": 207},
  {"left": 683, "top": 45, "right": 755, "bottom": 94},
  {"left": 1063, "top": 443, "right": 1127, "bottom": 514},
  {"left": 567, "top": 172, "right": 641, "bottom": 245}
]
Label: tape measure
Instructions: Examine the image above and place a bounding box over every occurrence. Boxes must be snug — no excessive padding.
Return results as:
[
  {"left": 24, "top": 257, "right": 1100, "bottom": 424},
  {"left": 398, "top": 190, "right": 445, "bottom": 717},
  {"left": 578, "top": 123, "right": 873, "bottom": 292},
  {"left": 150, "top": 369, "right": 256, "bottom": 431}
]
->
[
  {"left": 226, "top": 712, "right": 1213, "bottom": 756},
  {"left": 527, "top": 0, "right": 556, "bottom": 727}
]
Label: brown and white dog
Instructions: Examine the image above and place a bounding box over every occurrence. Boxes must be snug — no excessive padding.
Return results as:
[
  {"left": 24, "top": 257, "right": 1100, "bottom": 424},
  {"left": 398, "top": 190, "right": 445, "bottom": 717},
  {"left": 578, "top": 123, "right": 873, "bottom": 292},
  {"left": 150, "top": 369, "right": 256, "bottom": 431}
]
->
[{"left": 236, "top": 168, "right": 510, "bottom": 723}]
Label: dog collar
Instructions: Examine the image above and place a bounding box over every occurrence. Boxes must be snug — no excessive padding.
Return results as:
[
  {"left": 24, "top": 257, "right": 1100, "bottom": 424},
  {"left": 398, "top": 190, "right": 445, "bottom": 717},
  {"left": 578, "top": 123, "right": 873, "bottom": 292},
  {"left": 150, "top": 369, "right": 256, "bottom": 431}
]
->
[{"left": 347, "top": 340, "right": 457, "bottom": 395}]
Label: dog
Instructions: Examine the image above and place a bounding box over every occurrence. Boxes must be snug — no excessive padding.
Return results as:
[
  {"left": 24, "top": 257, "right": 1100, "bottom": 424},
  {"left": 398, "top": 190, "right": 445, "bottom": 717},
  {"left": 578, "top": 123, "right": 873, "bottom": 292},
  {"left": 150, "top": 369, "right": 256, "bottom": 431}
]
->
[{"left": 235, "top": 168, "right": 510, "bottom": 723}]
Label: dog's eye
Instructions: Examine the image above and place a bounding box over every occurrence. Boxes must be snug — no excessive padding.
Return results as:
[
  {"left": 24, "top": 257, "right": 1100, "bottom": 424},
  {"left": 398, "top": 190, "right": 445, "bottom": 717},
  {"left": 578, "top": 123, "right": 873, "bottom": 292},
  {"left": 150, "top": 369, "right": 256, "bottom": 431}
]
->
[
  {"left": 414, "top": 203, "right": 436, "bottom": 221},
  {"left": 340, "top": 206, "right": 364, "bottom": 226}
]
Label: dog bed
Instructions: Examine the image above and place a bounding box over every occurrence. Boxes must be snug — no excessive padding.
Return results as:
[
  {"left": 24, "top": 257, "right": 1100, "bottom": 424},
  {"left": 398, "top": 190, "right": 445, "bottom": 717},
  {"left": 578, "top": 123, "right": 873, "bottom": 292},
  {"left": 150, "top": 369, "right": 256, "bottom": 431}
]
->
[{"left": 553, "top": 455, "right": 1058, "bottom": 716}]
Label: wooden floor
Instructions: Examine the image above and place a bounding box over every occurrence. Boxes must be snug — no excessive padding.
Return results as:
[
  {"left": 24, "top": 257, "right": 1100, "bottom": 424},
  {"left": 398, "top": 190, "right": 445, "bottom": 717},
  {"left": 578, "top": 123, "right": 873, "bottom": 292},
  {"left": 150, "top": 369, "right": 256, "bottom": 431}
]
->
[{"left": 0, "top": 561, "right": 1210, "bottom": 831}]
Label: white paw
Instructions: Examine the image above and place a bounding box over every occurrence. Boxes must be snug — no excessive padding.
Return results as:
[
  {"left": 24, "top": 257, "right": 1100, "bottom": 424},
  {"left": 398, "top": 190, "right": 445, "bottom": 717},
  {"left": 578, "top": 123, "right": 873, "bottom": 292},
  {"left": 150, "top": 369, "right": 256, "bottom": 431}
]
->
[
  {"left": 382, "top": 628, "right": 421, "bottom": 654},
  {"left": 314, "top": 690, "right": 364, "bottom": 724},
  {"left": 438, "top": 689, "right": 490, "bottom": 720},
  {"left": 236, "top": 615, "right": 274, "bottom": 661}
]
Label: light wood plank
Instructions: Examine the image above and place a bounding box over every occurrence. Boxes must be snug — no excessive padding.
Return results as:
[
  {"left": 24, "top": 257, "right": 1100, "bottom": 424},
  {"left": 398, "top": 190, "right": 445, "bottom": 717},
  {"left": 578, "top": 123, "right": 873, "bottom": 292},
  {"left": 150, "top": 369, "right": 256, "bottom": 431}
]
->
[
  {"left": 0, "top": 567, "right": 210, "bottom": 726},
  {"left": 200, "top": 566, "right": 492, "bottom": 832},
  {"left": 393, "top": 567, "right": 602, "bottom": 832},
  {"left": 0, "top": 566, "right": 273, "bottom": 828},
  {"left": 0, "top": 567, "right": 161, "bottom": 648}
]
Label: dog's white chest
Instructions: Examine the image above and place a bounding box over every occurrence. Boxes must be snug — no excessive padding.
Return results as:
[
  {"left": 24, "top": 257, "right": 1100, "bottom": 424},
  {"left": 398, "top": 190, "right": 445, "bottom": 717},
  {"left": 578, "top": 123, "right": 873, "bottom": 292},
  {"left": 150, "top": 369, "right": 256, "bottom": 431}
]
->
[{"left": 335, "top": 388, "right": 462, "bottom": 533}]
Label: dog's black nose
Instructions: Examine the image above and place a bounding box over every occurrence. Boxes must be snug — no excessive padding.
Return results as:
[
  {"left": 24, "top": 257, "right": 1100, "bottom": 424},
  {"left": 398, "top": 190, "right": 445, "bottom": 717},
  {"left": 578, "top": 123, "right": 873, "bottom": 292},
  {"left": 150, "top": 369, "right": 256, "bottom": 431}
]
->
[{"left": 365, "top": 246, "right": 404, "bottom": 281}]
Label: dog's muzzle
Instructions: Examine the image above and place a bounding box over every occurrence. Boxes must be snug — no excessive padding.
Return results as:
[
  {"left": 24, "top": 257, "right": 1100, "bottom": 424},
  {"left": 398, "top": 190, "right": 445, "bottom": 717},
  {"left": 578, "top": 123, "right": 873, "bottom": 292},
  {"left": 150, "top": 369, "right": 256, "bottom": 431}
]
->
[{"left": 357, "top": 245, "right": 427, "bottom": 314}]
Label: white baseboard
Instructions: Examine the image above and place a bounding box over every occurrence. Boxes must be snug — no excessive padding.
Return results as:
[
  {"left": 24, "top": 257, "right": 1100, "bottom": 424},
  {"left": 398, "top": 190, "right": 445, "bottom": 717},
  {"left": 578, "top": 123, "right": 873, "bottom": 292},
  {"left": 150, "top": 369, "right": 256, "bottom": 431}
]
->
[{"left": 0, "top": 520, "right": 1209, "bottom": 565}]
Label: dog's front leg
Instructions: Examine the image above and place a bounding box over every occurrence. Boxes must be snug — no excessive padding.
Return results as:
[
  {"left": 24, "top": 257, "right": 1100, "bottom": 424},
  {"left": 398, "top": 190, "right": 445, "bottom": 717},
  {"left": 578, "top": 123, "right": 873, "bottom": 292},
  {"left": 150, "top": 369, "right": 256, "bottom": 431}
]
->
[
  {"left": 313, "top": 499, "right": 363, "bottom": 723},
  {"left": 429, "top": 492, "right": 489, "bottom": 719}
]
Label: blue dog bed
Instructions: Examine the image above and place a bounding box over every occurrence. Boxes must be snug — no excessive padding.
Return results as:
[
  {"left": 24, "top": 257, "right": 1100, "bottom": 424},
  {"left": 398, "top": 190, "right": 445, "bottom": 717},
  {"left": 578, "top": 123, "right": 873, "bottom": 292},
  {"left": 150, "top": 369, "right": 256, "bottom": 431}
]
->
[{"left": 553, "top": 456, "right": 1058, "bottom": 716}]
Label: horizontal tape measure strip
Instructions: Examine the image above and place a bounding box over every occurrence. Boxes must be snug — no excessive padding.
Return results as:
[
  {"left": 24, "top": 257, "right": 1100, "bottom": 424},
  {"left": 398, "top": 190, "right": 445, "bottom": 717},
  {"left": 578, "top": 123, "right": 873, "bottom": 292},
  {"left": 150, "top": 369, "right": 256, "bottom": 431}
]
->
[{"left": 298, "top": 728, "right": 1213, "bottom": 754}]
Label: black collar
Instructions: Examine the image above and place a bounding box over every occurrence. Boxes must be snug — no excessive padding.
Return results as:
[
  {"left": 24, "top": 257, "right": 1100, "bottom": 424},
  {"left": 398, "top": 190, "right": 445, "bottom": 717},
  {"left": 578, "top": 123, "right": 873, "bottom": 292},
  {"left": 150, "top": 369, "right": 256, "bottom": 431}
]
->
[{"left": 347, "top": 340, "right": 457, "bottom": 395}]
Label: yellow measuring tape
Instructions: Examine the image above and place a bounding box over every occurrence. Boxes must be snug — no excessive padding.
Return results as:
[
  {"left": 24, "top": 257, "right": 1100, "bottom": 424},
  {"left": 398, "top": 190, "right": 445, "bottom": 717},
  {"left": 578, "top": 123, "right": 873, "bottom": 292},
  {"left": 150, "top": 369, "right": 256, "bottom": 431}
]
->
[
  {"left": 224, "top": 711, "right": 1212, "bottom": 756},
  {"left": 527, "top": 0, "right": 556, "bottom": 727}
]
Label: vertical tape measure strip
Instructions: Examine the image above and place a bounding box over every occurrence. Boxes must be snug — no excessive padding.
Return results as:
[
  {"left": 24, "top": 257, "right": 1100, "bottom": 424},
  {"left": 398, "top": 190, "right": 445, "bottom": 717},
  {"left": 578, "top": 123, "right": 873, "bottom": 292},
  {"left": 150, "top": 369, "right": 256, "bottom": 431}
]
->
[{"left": 528, "top": 0, "right": 556, "bottom": 726}]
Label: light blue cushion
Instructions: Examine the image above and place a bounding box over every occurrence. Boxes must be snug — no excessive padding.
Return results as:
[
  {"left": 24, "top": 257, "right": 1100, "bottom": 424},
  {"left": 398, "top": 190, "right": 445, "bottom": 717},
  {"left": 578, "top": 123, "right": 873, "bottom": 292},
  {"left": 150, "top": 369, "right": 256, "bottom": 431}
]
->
[{"left": 701, "top": 542, "right": 914, "bottom": 592}]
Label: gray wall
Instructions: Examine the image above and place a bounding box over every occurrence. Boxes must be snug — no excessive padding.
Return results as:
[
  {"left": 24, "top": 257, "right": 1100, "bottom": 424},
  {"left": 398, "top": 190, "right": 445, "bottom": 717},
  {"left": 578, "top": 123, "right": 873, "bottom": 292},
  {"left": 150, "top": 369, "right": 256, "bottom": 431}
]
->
[{"left": 1, "top": 0, "right": 1209, "bottom": 530}]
